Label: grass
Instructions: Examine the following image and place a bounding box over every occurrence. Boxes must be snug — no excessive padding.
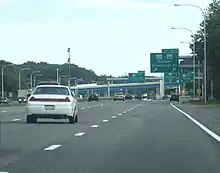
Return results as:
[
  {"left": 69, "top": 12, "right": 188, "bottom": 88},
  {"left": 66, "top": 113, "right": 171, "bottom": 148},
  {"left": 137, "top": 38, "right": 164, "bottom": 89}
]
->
[{"left": 188, "top": 99, "right": 220, "bottom": 107}]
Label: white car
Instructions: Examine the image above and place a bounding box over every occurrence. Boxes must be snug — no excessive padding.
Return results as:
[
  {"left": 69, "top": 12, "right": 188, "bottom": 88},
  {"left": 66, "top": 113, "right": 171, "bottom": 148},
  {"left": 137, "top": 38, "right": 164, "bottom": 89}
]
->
[{"left": 26, "top": 85, "right": 79, "bottom": 124}]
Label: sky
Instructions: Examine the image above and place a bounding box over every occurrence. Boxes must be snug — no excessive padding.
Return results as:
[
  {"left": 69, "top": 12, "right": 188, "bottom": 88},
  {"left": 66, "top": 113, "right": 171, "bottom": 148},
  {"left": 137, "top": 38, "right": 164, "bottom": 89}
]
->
[{"left": 0, "top": 0, "right": 212, "bottom": 76}]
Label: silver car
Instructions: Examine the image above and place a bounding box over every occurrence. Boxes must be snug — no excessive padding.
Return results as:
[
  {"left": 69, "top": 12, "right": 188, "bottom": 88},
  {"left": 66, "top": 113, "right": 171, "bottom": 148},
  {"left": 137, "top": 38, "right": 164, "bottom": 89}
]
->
[{"left": 26, "top": 85, "right": 79, "bottom": 124}]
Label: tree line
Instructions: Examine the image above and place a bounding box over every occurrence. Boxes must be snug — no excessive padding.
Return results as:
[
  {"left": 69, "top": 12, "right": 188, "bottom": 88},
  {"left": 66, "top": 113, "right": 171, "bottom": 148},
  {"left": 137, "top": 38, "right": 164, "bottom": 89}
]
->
[
  {"left": 0, "top": 60, "right": 112, "bottom": 97},
  {"left": 190, "top": 0, "right": 220, "bottom": 100}
]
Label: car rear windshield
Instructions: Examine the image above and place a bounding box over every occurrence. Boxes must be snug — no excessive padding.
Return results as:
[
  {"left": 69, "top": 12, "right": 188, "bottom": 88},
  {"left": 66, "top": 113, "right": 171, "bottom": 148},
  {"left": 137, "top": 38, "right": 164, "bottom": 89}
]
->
[
  {"left": 33, "top": 87, "right": 70, "bottom": 95},
  {"left": 115, "top": 92, "right": 123, "bottom": 95}
]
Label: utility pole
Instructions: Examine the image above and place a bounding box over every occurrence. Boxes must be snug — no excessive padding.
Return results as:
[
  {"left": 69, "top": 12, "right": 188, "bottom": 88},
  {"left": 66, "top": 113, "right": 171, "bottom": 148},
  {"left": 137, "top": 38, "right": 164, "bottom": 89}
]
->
[{"left": 67, "top": 48, "right": 71, "bottom": 87}]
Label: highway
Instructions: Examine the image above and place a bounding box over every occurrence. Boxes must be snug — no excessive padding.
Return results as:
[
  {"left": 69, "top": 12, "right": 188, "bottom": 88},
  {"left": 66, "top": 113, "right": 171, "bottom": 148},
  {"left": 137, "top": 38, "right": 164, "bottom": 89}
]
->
[{"left": 0, "top": 100, "right": 220, "bottom": 173}]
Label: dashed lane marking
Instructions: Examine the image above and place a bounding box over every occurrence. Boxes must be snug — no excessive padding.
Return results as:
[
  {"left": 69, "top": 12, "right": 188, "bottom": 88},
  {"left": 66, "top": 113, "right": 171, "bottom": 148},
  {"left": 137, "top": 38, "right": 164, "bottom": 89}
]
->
[
  {"left": 102, "top": 120, "right": 109, "bottom": 123},
  {"left": 81, "top": 108, "right": 85, "bottom": 110},
  {"left": 44, "top": 145, "right": 61, "bottom": 151},
  {"left": 123, "top": 111, "right": 127, "bottom": 114},
  {"left": 87, "top": 107, "right": 91, "bottom": 108},
  {"left": 74, "top": 132, "right": 85, "bottom": 137},
  {"left": 112, "top": 116, "right": 116, "bottom": 119},
  {"left": 91, "top": 125, "right": 99, "bottom": 128},
  {"left": 118, "top": 113, "right": 123, "bottom": 116},
  {"left": 0, "top": 172, "right": 9, "bottom": 173},
  {"left": 171, "top": 103, "right": 220, "bottom": 143},
  {"left": 11, "top": 119, "right": 20, "bottom": 122},
  {"left": 1, "top": 111, "right": 8, "bottom": 113}
]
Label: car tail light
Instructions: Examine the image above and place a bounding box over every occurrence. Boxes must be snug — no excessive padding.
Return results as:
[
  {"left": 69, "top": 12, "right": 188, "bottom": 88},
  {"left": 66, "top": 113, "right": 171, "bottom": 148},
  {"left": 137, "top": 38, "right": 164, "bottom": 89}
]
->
[
  {"left": 29, "top": 97, "right": 35, "bottom": 101},
  {"left": 64, "top": 97, "right": 70, "bottom": 102},
  {"left": 28, "top": 97, "right": 70, "bottom": 102}
]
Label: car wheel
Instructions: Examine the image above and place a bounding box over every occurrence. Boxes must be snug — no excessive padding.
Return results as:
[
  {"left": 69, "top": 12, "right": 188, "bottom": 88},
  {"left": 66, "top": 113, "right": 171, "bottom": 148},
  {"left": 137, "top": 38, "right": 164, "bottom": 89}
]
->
[
  {"left": 114, "top": 99, "right": 116, "bottom": 101},
  {"left": 123, "top": 98, "right": 125, "bottom": 101},
  {"left": 75, "top": 114, "right": 79, "bottom": 123},
  {"left": 69, "top": 116, "right": 75, "bottom": 124},
  {"left": 27, "top": 115, "right": 37, "bottom": 124}
]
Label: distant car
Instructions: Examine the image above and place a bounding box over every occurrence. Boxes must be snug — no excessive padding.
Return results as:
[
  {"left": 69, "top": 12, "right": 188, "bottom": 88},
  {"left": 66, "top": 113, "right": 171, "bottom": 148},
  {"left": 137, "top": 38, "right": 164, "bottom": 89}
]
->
[
  {"left": 113, "top": 92, "right": 125, "bottom": 101},
  {"left": 125, "top": 93, "right": 133, "bottom": 100},
  {"left": 18, "top": 97, "right": 27, "bottom": 103},
  {"left": 170, "top": 94, "right": 179, "bottom": 102},
  {"left": 0, "top": 97, "right": 9, "bottom": 104},
  {"left": 26, "top": 84, "right": 79, "bottom": 124},
  {"left": 38, "top": 81, "right": 60, "bottom": 86},
  {"left": 88, "top": 94, "right": 99, "bottom": 102}
]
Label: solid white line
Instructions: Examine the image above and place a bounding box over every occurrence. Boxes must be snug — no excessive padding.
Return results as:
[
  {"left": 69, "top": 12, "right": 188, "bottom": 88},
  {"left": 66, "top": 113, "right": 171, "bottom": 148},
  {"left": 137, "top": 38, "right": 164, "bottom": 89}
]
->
[
  {"left": 11, "top": 119, "right": 20, "bottom": 122},
  {"left": 91, "top": 125, "right": 99, "bottom": 128},
  {"left": 171, "top": 103, "right": 220, "bottom": 143},
  {"left": 102, "top": 120, "right": 109, "bottom": 122},
  {"left": 118, "top": 113, "right": 123, "bottom": 116},
  {"left": 74, "top": 132, "right": 85, "bottom": 137},
  {"left": 44, "top": 145, "right": 61, "bottom": 151},
  {"left": 81, "top": 108, "right": 85, "bottom": 110},
  {"left": 0, "top": 172, "right": 9, "bottom": 173},
  {"left": 112, "top": 116, "right": 116, "bottom": 119}
]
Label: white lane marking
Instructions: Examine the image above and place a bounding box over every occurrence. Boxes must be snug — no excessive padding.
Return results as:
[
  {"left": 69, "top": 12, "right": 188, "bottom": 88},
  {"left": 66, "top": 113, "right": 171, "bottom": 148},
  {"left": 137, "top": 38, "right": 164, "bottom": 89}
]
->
[
  {"left": 112, "top": 116, "right": 116, "bottom": 119},
  {"left": 44, "top": 145, "right": 61, "bottom": 151},
  {"left": 171, "top": 103, "right": 220, "bottom": 143},
  {"left": 118, "top": 113, "right": 123, "bottom": 116},
  {"left": 11, "top": 119, "right": 20, "bottom": 122},
  {"left": 87, "top": 107, "right": 91, "bottom": 108},
  {"left": 102, "top": 120, "right": 109, "bottom": 122},
  {"left": 91, "top": 125, "right": 99, "bottom": 128},
  {"left": 81, "top": 108, "right": 85, "bottom": 110},
  {"left": 1, "top": 111, "right": 8, "bottom": 113},
  {"left": 123, "top": 111, "right": 127, "bottom": 114},
  {"left": 100, "top": 104, "right": 103, "bottom": 106},
  {"left": 74, "top": 132, "right": 85, "bottom": 137},
  {"left": 0, "top": 172, "right": 9, "bottom": 173}
]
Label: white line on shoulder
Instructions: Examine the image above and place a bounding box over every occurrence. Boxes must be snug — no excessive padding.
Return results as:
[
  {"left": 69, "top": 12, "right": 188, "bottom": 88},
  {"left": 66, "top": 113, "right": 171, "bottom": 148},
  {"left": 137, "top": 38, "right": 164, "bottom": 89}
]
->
[{"left": 171, "top": 103, "right": 220, "bottom": 143}]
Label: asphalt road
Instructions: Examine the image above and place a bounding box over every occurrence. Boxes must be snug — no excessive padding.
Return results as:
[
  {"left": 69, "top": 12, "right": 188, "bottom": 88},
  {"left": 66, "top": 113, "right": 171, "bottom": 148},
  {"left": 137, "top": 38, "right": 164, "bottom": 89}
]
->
[{"left": 1, "top": 100, "right": 220, "bottom": 173}]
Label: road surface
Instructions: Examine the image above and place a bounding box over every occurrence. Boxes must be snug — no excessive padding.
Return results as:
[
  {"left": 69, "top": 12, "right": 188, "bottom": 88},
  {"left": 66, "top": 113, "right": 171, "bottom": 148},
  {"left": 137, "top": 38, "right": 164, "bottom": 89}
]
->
[{"left": 0, "top": 100, "right": 220, "bottom": 173}]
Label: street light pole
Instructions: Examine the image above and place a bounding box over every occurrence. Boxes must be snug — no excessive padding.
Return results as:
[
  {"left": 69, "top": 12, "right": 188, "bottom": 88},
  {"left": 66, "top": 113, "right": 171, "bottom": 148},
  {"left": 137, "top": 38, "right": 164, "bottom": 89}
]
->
[
  {"left": 56, "top": 69, "right": 59, "bottom": 83},
  {"left": 174, "top": 3, "right": 207, "bottom": 102},
  {"left": 19, "top": 68, "right": 30, "bottom": 90},
  {"left": 1, "top": 64, "right": 14, "bottom": 98},
  {"left": 59, "top": 75, "right": 68, "bottom": 84},
  {"left": 30, "top": 71, "right": 40, "bottom": 89},
  {"left": 67, "top": 48, "right": 71, "bottom": 87},
  {"left": 180, "top": 41, "right": 196, "bottom": 98},
  {"left": 34, "top": 74, "right": 43, "bottom": 87}
]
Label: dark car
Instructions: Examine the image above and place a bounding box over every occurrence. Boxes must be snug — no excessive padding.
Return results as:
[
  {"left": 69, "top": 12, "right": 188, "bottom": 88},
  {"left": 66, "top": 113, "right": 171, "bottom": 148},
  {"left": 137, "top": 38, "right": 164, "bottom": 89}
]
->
[
  {"left": 170, "top": 94, "right": 179, "bottom": 102},
  {"left": 88, "top": 94, "right": 99, "bottom": 102},
  {"left": 125, "top": 93, "right": 133, "bottom": 100}
]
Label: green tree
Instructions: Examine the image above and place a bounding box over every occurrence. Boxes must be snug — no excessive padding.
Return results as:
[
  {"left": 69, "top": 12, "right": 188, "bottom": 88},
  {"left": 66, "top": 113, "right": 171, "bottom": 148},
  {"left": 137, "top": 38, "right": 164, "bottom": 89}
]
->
[{"left": 190, "top": 0, "right": 220, "bottom": 99}]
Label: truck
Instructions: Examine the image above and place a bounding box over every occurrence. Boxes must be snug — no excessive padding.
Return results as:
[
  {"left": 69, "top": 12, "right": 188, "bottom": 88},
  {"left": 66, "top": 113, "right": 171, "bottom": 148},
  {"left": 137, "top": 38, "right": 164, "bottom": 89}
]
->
[{"left": 18, "top": 89, "right": 32, "bottom": 103}]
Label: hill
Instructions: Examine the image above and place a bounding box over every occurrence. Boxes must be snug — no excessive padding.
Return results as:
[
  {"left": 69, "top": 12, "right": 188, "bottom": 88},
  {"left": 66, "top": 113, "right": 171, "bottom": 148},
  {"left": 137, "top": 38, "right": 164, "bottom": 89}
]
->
[{"left": 0, "top": 60, "right": 109, "bottom": 96}]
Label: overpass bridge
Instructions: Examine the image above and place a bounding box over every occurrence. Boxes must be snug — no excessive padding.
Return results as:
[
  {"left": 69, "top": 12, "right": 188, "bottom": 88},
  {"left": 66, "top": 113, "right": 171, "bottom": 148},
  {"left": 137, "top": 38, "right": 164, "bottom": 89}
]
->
[{"left": 70, "top": 81, "right": 180, "bottom": 97}]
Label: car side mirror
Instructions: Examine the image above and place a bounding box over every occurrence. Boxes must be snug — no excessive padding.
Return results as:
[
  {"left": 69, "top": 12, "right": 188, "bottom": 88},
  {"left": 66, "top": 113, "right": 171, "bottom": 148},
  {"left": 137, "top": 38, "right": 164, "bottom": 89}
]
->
[{"left": 27, "top": 94, "right": 31, "bottom": 98}]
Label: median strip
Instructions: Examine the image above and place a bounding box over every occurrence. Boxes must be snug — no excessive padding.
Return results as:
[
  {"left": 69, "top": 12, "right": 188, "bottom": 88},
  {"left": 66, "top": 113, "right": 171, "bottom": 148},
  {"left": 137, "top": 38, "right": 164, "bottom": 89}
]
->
[{"left": 44, "top": 145, "right": 61, "bottom": 151}]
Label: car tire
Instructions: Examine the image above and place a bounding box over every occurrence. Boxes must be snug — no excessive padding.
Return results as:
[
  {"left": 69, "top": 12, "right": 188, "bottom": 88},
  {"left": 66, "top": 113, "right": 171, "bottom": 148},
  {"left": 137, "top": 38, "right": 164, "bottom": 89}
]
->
[
  {"left": 123, "top": 98, "right": 125, "bottom": 101},
  {"left": 27, "top": 115, "right": 37, "bottom": 124},
  {"left": 114, "top": 99, "right": 116, "bottom": 101},
  {"left": 69, "top": 116, "right": 75, "bottom": 124},
  {"left": 75, "top": 114, "right": 79, "bottom": 123}
]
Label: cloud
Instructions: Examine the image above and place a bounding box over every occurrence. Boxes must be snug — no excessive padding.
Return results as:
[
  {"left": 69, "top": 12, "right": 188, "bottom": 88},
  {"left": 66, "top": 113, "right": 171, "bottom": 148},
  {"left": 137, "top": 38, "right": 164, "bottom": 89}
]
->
[
  {"left": 0, "top": 0, "right": 9, "bottom": 8},
  {"left": 68, "top": 0, "right": 169, "bottom": 9}
]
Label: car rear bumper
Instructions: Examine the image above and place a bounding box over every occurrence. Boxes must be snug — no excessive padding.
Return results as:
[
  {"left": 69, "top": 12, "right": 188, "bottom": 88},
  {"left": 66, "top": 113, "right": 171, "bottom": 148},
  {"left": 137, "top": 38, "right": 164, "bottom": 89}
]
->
[
  {"left": 26, "top": 103, "right": 74, "bottom": 117},
  {"left": 114, "top": 97, "right": 124, "bottom": 100}
]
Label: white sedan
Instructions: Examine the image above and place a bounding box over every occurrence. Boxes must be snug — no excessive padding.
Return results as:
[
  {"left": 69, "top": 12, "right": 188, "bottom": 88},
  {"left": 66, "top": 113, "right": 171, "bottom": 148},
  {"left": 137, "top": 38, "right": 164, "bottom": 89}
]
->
[{"left": 26, "top": 85, "right": 79, "bottom": 124}]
